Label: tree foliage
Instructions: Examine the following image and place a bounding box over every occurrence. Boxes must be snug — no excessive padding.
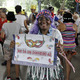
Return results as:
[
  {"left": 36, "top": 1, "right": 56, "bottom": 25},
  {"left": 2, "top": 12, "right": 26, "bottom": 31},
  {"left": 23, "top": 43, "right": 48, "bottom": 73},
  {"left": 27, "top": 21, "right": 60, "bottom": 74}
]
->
[
  {"left": 36, "top": 0, "right": 65, "bottom": 9},
  {"left": 36, "top": 0, "right": 77, "bottom": 13},
  {"left": 65, "top": 0, "right": 76, "bottom": 13},
  {"left": 0, "top": 0, "right": 77, "bottom": 13},
  {"left": 0, "top": 0, "right": 6, "bottom": 6}
]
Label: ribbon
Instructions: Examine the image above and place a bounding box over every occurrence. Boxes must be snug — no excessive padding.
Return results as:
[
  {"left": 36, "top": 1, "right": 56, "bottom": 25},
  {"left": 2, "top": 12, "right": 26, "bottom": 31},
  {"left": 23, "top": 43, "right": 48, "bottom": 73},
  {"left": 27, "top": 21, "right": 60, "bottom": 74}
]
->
[{"left": 57, "top": 44, "right": 75, "bottom": 73}]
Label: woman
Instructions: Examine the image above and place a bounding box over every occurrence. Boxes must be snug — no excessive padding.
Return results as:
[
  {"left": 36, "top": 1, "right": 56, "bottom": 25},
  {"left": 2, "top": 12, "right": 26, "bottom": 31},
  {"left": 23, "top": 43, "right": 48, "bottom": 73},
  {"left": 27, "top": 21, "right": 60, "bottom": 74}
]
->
[
  {"left": 1, "top": 12, "right": 22, "bottom": 80},
  {"left": 58, "top": 12, "right": 77, "bottom": 80},
  {"left": 0, "top": 8, "right": 7, "bottom": 45},
  {"left": 0, "top": 8, "right": 7, "bottom": 66},
  {"left": 28, "top": 10, "right": 64, "bottom": 80},
  {"left": 10, "top": 10, "right": 64, "bottom": 80}
]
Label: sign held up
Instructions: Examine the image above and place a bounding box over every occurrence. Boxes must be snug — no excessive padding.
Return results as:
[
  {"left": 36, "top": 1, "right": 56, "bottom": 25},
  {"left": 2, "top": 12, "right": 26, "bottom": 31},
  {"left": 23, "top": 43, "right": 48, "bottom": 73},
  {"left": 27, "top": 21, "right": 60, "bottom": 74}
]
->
[{"left": 12, "top": 34, "right": 56, "bottom": 68}]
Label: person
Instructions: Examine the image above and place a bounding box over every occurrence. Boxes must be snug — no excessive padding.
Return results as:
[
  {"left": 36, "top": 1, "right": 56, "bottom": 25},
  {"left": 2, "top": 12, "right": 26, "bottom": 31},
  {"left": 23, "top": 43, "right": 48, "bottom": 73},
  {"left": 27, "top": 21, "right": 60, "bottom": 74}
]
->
[
  {"left": 48, "top": 6, "right": 62, "bottom": 27},
  {"left": 73, "top": 14, "right": 80, "bottom": 46},
  {"left": 28, "top": 5, "right": 38, "bottom": 24},
  {"left": 57, "top": 10, "right": 63, "bottom": 22},
  {"left": 58, "top": 12, "right": 77, "bottom": 80},
  {"left": 0, "top": 8, "right": 7, "bottom": 46},
  {"left": 15, "top": 5, "right": 29, "bottom": 33},
  {"left": 27, "top": 9, "right": 64, "bottom": 80},
  {"left": 21, "top": 9, "right": 29, "bottom": 26},
  {"left": 10, "top": 10, "right": 64, "bottom": 80},
  {"left": 1, "top": 12, "right": 22, "bottom": 80},
  {"left": 0, "top": 8, "right": 2, "bottom": 18},
  {"left": 0, "top": 8, "right": 7, "bottom": 66}
]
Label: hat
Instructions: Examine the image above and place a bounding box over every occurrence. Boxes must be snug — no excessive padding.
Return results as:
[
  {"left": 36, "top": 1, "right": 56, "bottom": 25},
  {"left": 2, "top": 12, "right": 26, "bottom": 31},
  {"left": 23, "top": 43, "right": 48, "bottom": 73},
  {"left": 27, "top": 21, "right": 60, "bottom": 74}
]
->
[
  {"left": 7, "top": 12, "right": 16, "bottom": 21},
  {"left": 29, "top": 9, "right": 56, "bottom": 34},
  {"left": 63, "top": 12, "right": 75, "bottom": 23},
  {"left": 21, "top": 10, "right": 25, "bottom": 15},
  {"left": 31, "top": 5, "right": 36, "bottom": 9},
  {"left": 36, "top": 10, "right": 53, "bottom": 22}
]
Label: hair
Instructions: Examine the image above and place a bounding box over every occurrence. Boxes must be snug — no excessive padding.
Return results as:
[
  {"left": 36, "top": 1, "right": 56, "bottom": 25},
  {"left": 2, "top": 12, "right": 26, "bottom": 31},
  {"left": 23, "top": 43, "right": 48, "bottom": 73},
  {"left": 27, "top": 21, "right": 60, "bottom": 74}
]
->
[
  {"left": 7, "top": 11, "right": 16, "bottom": 21},
  {"left": 15, "top": 5, "right": 22, "bottom": 13},
  {"left": 0, "top": 8, "right": 2, "bottom": 10},
  {"left": 63, "top": 12, "right": 75, "bottom": 23},
  {"left": 48, "top": 6, "right": 54, "bottom": 11},
  {"left": 29, "top": 10, "right": 56, "bottom": 34},
  {"left": 1, "top": 8, "right": 7, "bottom": 14}
]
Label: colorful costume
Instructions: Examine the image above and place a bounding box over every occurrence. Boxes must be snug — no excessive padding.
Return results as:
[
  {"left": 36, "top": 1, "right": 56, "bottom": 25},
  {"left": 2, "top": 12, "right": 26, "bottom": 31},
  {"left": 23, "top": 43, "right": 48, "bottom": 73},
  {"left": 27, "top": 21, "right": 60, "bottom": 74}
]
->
[{"left": 27, "top": 10, "right": 64, "bottom": 80}]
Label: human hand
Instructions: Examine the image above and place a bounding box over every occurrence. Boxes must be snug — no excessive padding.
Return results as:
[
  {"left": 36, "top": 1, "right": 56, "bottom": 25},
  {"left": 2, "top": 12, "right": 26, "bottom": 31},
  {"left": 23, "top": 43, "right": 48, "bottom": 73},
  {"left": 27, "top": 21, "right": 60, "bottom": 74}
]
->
[
  {"left": 56, "top": 41, "right": 63, "bottom": 53},
  {"left": 25, "top": 29, "right": 29, "bottom": 34}
]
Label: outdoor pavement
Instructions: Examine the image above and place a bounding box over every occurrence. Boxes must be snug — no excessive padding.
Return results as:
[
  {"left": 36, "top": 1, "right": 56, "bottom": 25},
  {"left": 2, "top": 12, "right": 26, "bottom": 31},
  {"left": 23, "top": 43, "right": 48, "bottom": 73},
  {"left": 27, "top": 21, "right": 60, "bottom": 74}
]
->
[{"left": 0, "top": 36, "right": 80, "bottom": 80}]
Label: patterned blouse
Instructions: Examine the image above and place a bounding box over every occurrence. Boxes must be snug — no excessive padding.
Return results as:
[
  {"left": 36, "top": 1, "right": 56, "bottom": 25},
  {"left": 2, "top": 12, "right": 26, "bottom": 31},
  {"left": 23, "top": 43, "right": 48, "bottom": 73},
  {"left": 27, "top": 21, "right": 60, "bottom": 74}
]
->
[{"left": 61, "top": 22, "right": 76, "bottom": 50}]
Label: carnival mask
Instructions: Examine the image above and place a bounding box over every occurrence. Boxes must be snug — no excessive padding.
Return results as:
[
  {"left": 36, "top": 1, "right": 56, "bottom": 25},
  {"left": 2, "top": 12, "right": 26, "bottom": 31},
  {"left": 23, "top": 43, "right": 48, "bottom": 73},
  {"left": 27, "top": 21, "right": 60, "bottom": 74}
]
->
[{"left": 26, "top": 39, "right": 45, "bottom": 48}]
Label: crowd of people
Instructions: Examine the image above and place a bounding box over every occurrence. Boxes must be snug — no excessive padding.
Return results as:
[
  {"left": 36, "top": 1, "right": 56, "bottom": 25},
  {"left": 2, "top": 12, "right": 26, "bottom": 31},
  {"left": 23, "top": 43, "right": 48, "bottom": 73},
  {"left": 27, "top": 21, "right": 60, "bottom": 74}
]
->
[{"left": 0, "top": 4, "right": 80, "bottom": 80}]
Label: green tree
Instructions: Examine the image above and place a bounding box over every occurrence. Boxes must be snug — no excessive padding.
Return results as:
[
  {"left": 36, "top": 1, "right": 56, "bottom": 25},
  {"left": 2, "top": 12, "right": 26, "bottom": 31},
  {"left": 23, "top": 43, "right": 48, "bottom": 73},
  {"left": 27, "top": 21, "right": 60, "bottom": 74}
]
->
[
  {"left": 36, "top": 0, "right": 65, "bottom": 9},
  {"left": 0, "top": 0, "right": 6, "bottom": 6},
  {"left": 65, "top": 0, "right": 76, "bottom": 13}
]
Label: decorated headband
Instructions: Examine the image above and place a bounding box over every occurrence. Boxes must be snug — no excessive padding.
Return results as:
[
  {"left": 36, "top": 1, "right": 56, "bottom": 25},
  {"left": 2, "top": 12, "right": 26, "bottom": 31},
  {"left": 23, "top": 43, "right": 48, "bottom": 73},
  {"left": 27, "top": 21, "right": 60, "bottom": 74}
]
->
[{"left": 36, "top": 10, "right": 52, "bottom": 19}]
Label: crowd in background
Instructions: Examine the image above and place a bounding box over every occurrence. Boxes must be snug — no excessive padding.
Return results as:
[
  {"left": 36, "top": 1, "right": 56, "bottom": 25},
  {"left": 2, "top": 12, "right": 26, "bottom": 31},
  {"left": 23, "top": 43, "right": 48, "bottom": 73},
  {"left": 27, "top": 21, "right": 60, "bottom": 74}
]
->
[{"left": 0, "top": 4, "right": 80, "bottom": 80}]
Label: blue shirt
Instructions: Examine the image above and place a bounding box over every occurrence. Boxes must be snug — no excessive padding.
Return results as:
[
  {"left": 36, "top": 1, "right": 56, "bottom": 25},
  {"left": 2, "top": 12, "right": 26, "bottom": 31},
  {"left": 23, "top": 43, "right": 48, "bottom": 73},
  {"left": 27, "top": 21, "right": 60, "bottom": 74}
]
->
[{"left": 54, "top": 16, "right": 59, "bottom": 21}]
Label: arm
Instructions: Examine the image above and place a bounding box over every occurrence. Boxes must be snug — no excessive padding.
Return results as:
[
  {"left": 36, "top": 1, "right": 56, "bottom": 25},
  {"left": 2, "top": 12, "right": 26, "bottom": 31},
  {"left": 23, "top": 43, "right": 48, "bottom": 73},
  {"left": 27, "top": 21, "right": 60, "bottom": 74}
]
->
[
  {"left": 0, "top": 24, "right": 6, "bottom": 39},
  {"left": 24, "top": 20, "right": 29, "bottom": 32},
  {"left": 57, "top": 20, "right": 62, "bottom": 24},
  {"left": 73, "top": 24, "right": 77, "bottom": 38},
  {"left": 55, "top": 29, "right": 64, "bottom": 53},
  {"left": 54, "top": 29, "right": 63, "bottom": 44},
  {"left": 1, "top": 31, "right": 5, "bottom": 39}
]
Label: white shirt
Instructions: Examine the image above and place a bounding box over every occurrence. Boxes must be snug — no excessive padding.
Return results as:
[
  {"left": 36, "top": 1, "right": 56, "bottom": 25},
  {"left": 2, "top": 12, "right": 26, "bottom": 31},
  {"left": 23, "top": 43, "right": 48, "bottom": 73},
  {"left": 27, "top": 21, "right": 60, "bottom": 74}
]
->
[
  {"left": 75, "top": 18, "right": 80, "bottom": 33},
  {"left": 2, "top": 22, "right": 21, "bottom": 45},
  {"left": 15, "top": 14, "right": 26, "bottom": 28}
]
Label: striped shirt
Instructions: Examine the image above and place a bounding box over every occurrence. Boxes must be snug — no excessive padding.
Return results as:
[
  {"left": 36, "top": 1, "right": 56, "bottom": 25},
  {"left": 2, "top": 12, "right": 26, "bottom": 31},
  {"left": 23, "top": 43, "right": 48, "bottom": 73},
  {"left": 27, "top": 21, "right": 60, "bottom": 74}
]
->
[{"left": 61, "top": 23, "right": 76, "bottom": 50}]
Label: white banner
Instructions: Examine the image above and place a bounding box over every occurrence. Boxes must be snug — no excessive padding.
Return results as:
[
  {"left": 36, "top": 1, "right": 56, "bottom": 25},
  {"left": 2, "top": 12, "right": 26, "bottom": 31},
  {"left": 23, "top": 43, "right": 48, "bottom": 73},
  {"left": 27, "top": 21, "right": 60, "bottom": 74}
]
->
[{"left": 12, "top": 34, "right": 56, "bottom": 68}]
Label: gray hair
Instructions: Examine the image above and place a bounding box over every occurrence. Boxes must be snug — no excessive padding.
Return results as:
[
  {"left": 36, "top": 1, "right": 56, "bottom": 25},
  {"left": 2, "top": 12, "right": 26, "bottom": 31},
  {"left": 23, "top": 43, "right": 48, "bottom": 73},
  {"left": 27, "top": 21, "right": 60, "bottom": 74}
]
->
[{"left": 1, "top": 8, "right": 7, "bottom": 13}]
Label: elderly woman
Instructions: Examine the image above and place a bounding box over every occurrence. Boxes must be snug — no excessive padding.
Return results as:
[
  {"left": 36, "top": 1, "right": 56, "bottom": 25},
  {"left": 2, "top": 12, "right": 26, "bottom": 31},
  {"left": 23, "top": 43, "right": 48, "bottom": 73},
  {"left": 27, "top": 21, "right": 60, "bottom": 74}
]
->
[
  {"left": 10, "top": 10, "right": 64, "bottom": 80},
  {"left": 28, "top": 10, "right": 64, "bottom": 80},
  {"left": 58, "top": 12, "right": 77, "bottom": 80}
]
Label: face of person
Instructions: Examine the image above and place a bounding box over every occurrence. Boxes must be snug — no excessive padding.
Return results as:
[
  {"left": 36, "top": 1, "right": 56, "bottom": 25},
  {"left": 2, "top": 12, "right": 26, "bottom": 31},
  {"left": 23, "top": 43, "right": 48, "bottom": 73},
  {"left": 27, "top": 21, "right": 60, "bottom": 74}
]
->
[
  {"left": 51, "top": 10, "right": 54, "bottom": 13},
  {"left": 31, "top": 9, "right": 36, "bottom": 13},
  {"left": 0, "top": 10, "right": 6, "bottom": 18},
  {"left": 38, "top": 15, "right": 51, "bottom": 31}
]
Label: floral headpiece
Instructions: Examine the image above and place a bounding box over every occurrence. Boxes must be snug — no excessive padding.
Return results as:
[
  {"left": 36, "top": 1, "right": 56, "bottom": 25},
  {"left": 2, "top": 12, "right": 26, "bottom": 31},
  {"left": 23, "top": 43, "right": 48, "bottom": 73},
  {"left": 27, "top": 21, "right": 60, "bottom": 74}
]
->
[
  {"left": 29, "top": 10, "right": 56, "bottom": 34},
  {"left": 36, "top": 10, "right": 52, "bottom": 19}
]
